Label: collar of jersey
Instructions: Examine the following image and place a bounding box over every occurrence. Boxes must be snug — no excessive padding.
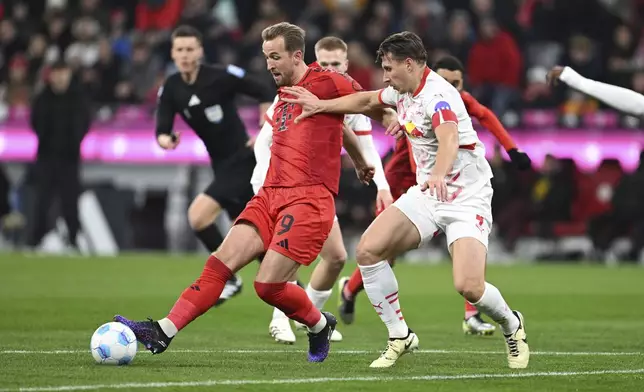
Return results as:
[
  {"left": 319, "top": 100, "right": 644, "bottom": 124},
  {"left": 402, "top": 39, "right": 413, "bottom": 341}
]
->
[{"left": 413, "top": 67, "right": 431, "bottom": 97}]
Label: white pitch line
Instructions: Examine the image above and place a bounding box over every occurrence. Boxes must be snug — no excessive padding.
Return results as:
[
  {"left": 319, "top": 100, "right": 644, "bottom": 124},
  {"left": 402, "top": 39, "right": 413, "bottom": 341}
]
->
[
  {"left": 0, "top": 348, "right": 642, "bottom": 356},
  {"left": 0, "top": 368, "right": 643, "bottom": 392}
]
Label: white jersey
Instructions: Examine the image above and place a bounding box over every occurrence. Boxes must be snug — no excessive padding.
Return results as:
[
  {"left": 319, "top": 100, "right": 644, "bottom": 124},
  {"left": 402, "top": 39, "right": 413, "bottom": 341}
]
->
[
  {"left": 378, "top": 67, "right": 493, "bottom": 200},
  {"left": 251, "top": 96, "right": 389, "bottom": 194}
]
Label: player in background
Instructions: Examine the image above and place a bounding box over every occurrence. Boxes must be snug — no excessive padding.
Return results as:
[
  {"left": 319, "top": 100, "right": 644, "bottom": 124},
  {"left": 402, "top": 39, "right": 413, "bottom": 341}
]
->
[
  {"left": 252, "top": 36, "right": 394, "bottom": 344},
  {"left": 155, "top": 25, "right": 274, "bottom": 304},
  {"left": 547, "top": 66, "right": 644, "bottom": 116},
  {"left": 338, "top": 55, "right": 532, "bottom": 336},
  {"left": 114, "top": 22, "right": 376, "bottom": 363},
  {"left": 282, "top": 31, "right": 529, "bottom": 369}
]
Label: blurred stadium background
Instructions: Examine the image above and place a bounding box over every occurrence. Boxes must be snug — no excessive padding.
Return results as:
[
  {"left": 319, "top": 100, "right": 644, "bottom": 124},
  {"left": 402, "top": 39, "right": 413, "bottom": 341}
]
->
[{"left": 0, "top": 0, "right": 643, "bottom": 264}]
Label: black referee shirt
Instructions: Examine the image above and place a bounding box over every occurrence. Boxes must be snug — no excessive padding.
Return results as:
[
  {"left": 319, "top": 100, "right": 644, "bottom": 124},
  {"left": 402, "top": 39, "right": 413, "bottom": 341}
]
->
[{"left": 156, "top": 64, "right": 274, "bottom": 167}]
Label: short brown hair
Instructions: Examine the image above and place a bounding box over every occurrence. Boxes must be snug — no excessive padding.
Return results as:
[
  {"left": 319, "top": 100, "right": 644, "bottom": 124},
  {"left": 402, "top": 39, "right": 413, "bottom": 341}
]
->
[
  {"left": 376, "top": 31, "right": 427, "bottom": 64},
  {"left": 261, "top": 22, "right": 306, "bottom": 54},
  {"left": 315, "top": 36, "right": 347, "bottom": 53},
  {"left": 172, "top": 25, "right": 203, "bottom": 45}
]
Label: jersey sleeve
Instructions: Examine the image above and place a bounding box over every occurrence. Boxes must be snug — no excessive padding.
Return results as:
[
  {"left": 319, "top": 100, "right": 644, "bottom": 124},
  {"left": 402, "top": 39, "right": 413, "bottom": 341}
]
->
[
  {"left": 263, "top": 95, "right": 279, "bottom": 127},
  {"left": 226, "top": 64, "right": 276, "bottom": 103},
  {"left": 155, "top": 79, "right": 176, "bottom": 137},
  {"left": 462, "top": 91, "right": 517, "bottom": 151},
  {"left": 344, "top": 114, "right": 372, "bottom": 135},
  {"left": 426, "top": 91, "right": 459, "bottom": 129},
  {"left": 377, "top": 86, "right": 399, "bottom": 107},
  {"left": 250, "top": 112, "right": 275, "bottom": 194}
]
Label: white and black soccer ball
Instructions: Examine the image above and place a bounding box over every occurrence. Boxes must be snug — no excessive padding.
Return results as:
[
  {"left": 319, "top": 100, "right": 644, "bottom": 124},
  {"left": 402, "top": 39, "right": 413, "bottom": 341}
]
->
[{"left": 90, "top": 322, "right": 137, "bottom": 365}]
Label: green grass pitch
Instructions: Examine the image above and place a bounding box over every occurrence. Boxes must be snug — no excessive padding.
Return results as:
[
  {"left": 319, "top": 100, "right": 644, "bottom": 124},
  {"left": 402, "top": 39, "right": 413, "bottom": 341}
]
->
[{"left": 1, "top": 254, "right": 643, "bottom": 391}]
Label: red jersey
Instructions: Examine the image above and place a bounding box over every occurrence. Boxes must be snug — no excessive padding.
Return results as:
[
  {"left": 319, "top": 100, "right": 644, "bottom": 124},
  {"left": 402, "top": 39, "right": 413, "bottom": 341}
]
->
[
  {"left": 460, "top": 90, "right": 516, "bottom": 151},
  {"left": 264, "top": 63, "right": 362, "bottom": 195}
]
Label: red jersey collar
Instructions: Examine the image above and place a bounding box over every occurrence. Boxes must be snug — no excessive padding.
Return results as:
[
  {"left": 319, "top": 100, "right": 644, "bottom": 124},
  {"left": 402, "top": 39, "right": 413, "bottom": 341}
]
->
[{"left": 413, "top": 66, "right": 431, "bottom": 97}]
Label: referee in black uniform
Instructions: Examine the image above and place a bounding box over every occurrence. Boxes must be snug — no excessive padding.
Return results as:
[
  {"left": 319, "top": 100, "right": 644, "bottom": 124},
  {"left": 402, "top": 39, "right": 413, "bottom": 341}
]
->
[{"left": 156, "top": 25, "right": 274, "bottom": 304}]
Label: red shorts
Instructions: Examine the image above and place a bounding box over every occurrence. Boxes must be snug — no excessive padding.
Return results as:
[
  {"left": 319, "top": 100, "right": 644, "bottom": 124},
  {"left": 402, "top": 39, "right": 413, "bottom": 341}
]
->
[
  {"left": 235, "top": 184, "right": 335, "bottom": 266},
  {"left": 385, "top": 171, "right": 417, "bottom": 202}
]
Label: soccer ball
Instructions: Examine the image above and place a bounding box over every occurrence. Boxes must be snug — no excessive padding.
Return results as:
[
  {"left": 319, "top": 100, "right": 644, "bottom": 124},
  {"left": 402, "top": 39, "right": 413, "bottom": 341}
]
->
[{"left": 90, "top": 322, "right": 137, "bottom": 365}]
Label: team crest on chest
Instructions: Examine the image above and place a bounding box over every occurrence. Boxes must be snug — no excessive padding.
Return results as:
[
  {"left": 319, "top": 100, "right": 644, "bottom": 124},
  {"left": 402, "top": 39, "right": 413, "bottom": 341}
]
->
[{"left": 204, "top": 104, "right": 223, "bottom": 123}]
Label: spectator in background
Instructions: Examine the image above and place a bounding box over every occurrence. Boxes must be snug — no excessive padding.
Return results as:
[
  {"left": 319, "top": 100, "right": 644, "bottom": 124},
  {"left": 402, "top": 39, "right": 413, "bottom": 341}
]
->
[
  {"left": 404, "top": 0, "right": 447, "bottom": 48},
  {"left": 122, "top": 42, "right": 162, "bottom": 102},
  {"left": 5, "top": 55, "right": 31, "bottom": 107},
  {"left": 1, "top": 19, "right": 26, "bottom": 80},
  {"left": 28, "top": 61, "right": 90, "bottom": 250},
  {"left": 632, "top": 70, "right": 644, "bottom": 94},
  {"left": 43, "top": 11, "right": 71, "bottom": 63},
  {"left": 488, "top": 144, "right": 530, "bottom": 251},
  {"left": 445, "top": 10, "right": 473, "bottom": 64},
  {"left": 65, "top": 17, "right": 101, "bottom": 70},
  {"left": 588, "top": 151, "right": 644, "bottom": 262},
  {"left": 74, "top": 0, "right": 109, "bottom": 31},
  {"left": 346, "top": 41, "right": 374, "bottom": 90},
  {"left": 26, "top": 34, "right": 49, "bottom": 84},
  {"left": 523, "top": 66, "right": 557, "bottom": 108},
  {"left": 86, "top": 38, "right": 123, "bottom": 104},
  {"left": 530, "top": 155, "right": 574, "bottom": 239},
  {"left": 135, "top": 0, "right": 183, "bottom": 32},
  {"left": 109, "top": 10, "right": 132, "bottom": 59},
  {"left": 467, "top": 17, "right": 522, "bottom": 115},
  {"left": 607, "top": 24, "right": 638, "bottom": 87},
  {"left": 11, "top": 2, "right": 36, "bottom": 42}
]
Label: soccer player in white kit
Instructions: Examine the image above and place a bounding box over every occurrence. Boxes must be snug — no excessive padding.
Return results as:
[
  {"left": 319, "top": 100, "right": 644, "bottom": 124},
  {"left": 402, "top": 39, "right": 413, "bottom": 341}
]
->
[
  {"left": 252, "top": 36, "right": 394, "bottom": 345},
  {"left": 282, "top": 31, "right": 530, "bottom": 369}
]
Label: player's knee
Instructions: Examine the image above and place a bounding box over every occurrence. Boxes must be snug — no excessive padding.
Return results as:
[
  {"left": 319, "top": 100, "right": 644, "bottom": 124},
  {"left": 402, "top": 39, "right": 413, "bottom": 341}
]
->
[
  {"left": 322, "top": 249, "right": 347, "bottom": 269},
  {"left": 453, "top": 277, "right": 485, "bottom": 303},
  {"left": 355, "top": 240, "right": 381, "bottom": 266},
  {"left": 188, "top": 196, "right": 222, "bottom": 230},
  {"left": 254, "top": 280, "right": 283, "bottom": 305}
]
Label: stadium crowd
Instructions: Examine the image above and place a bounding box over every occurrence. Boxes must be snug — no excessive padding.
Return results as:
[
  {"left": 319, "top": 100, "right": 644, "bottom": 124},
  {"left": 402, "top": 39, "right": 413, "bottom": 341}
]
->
[
  {"left": 1, "top": 0, "right": 643, "bottom": 114},
  {"left": 0, "top": 0, "right": 643, "bottom": 261}
]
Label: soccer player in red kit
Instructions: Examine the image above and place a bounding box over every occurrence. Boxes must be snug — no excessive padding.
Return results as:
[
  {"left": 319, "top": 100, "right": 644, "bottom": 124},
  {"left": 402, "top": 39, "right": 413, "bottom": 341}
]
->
[
  {"left": 114, "top": 22, "right": 374, "bottom": 363},
  {"left": 338, "top": 55, "right": 531, "bottom": 335}
]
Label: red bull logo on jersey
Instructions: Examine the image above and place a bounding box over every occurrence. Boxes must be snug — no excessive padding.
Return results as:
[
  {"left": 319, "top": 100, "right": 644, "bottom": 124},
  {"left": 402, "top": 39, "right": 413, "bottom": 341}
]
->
[{"left": 404, "top": 121, "right": 423, "bottom": 138}]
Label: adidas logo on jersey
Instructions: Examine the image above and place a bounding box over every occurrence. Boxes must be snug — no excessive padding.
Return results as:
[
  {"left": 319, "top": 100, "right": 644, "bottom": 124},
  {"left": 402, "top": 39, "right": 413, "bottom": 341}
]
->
[{"left": 188, "top": 95, "right": 201, "bottom": 107}]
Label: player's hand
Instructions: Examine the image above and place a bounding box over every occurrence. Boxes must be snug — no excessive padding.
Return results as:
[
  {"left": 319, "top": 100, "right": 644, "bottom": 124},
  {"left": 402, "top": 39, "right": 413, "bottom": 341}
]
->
[
  {"left": 421, "top": 174, "right": 448, "bottom": 202},
  {"left": 355, "top": 164, "right": 375, "bottom": 185},
  {"left": 507, "top": 148, "right": 532, "bottom": 170},
  {"left": 375, "top": 189, "right": 394, "bottom": 214},
  {"left": 280, "top": 86, "right": 322, "bottom": 123},
  {"left": 546, "top": 66, "right": 564, "bottom": 86},
  {"left": 157, "top": 132, "right": 181, "bottom": 150},
  {"left": 246, "top": 135, "right": 257, "bottom": 148},
  {"left": 385, "top": 121, "right": 404, "bottom": 139}
]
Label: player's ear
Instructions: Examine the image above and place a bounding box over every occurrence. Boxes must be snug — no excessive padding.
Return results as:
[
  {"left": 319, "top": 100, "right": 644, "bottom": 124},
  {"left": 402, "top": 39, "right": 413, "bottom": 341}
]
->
[
  {"left": 293, "top": 49, "right": 303, "bottom": 63},
  {"left": 405, "top": 58, "right": 413, "bottom": 72}
]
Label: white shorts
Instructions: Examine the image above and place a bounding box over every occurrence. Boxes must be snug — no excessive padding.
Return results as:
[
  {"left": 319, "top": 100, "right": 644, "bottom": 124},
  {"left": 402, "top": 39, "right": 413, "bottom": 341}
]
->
[{"left": 393, "top": 182, "right": 493, "bottom": 249}]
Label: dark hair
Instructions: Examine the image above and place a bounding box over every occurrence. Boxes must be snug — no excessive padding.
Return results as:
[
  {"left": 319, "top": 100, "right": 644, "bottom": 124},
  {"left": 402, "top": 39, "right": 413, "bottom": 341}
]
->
[
  {"left": 433, "top": 55, "right": 464, "bottom": 73},
  {"left": 171, "top": 25, "right": 203, "bottom": 45},
  {"left": 50, "top": 59, "right": 69, "bottom": 70},
  {"left": 262, "top": 22, "right": 306, "bottom": 54},
  {"left": 315, "top": 36, "right": 348, "bottom": 53},
  {"left": 376, "top": 31, "right": 427, "bottom": 64}
]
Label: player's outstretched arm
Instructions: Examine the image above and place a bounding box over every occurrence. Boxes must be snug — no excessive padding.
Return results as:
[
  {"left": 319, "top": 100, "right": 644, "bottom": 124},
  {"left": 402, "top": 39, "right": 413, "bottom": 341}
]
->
[
  {"left": 281, "top": 87, "right": 384, "bottom": 123},
  {"left": 548, "top": 66, "right": 644, "bottom": 117},
  {"left": 462, "top": 91, "right": 531, "bottom": 170}
]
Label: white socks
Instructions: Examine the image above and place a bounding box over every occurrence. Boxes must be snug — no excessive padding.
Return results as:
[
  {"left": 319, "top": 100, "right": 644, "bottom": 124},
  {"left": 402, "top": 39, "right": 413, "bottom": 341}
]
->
[
  {"left": 157, "top": 318, "right": 178, "bottom": 338},
  {"left": 359, "top": 261, "right": 409, "bottom": 339},
  {"left": 472, "top": 282, "right": 519, "bottom": 335},
  {"left": 305, "top": 285, "right": 332, "bottom": 311},
  {"left": 308, "top": 313, "right": 328, "bottom": 333}
]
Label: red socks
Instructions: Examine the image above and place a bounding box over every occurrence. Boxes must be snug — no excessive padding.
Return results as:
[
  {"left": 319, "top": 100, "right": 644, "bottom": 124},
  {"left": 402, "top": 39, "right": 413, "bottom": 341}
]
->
[
  {"left": 168, "top": 255, "right": 232, "bottom": 330},
  {"left": 344, "top": 267, "right": 364, "bottom": 299},
  {"left": 465, "top": 301, "right": 479, "bottom": 319},
  {"left": 254, "top": 281, "right": 322, "bottom": 327}
]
